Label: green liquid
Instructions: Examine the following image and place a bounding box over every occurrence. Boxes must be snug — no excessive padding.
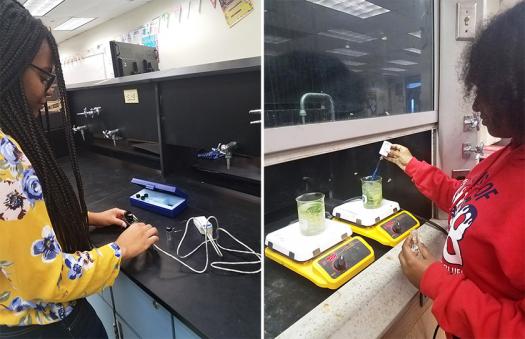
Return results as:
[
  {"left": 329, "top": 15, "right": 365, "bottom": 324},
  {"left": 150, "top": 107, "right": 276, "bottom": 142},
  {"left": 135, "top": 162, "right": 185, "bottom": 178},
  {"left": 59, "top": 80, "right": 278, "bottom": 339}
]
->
[
  {"left": 362, "top": 179, "right": 382, "bottom": 209},
  {"left": 297, "top": 201, "right": 326, "bottom": 235}
]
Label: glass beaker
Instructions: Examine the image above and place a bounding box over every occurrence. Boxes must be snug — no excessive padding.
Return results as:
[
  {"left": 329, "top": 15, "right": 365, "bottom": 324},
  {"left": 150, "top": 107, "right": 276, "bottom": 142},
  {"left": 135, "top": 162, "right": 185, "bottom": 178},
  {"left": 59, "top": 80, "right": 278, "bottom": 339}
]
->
[
  {"left": 361, "top": 176, "right": 383, "bottom": 209},
  {"left": 296, "top": 192, "right": 326, "bottom": 236}
]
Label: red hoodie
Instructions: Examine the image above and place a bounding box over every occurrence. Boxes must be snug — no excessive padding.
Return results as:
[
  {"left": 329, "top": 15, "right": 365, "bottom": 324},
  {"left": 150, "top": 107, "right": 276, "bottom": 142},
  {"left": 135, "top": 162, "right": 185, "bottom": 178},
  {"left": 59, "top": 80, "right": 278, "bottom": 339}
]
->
[{"left": 404, "top": 143, "right": 525, "bottom": 338}]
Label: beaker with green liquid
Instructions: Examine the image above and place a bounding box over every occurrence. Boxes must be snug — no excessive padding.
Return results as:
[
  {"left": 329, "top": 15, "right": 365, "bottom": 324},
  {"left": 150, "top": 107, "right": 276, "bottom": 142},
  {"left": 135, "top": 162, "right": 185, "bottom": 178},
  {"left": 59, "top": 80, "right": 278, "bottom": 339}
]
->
[
  {"left": 296, "top": 192, "right": 326, "bottom": 236},
  {"left": 361, "top": 176, "right": 383, "bottom": 209}
]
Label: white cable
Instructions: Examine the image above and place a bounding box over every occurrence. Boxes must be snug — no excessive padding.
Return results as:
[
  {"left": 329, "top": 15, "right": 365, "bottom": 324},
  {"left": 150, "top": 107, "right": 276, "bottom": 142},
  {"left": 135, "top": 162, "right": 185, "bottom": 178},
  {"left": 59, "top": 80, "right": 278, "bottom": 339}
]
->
[
  {"left": 211, "top": 227, "right": 261, "bottom": 274},
  {"left": 153, "top": 217, "right": 209, "bottom": 274},
  {"left": 153, "top": 216, "right": 261, "bottom": 274},
  {"left": 204, "top": 216, "right": 223, "bottom": 257}
]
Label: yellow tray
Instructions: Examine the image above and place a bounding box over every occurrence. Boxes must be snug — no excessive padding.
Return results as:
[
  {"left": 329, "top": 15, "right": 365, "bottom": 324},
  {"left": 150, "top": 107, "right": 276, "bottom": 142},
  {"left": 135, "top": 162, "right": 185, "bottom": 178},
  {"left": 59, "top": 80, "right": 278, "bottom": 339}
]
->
[
  {"left": 265, "top": 236, "right": 375, "bottom": 289},
  {"left": 344, "top": 210, "right": 420, "bottom": 247}
]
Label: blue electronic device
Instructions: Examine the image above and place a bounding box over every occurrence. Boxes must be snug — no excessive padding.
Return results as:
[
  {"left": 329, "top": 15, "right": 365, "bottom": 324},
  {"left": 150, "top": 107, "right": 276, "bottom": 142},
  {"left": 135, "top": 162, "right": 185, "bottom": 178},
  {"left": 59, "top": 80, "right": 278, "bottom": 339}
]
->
[{"left": 129, "top": 178, "right": 188, "bottom": 218}]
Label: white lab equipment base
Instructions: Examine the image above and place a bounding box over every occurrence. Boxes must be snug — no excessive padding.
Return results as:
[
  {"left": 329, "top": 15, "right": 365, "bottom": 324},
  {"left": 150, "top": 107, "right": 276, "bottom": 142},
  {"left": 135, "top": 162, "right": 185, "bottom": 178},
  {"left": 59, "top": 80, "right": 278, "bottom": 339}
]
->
[
  {"left": 332, "top": 199, "right": 400, "bottom": 226},
  {"left": 265, "top": 219, "right": 352, "bottom": 262}
]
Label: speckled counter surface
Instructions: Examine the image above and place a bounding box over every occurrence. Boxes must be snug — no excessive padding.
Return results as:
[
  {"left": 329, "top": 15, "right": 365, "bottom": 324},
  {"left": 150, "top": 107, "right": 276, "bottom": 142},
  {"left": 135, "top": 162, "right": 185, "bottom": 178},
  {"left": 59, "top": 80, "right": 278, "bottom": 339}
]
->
[{"left": 276, "top": 221, "right": 447, "bottom": 339}]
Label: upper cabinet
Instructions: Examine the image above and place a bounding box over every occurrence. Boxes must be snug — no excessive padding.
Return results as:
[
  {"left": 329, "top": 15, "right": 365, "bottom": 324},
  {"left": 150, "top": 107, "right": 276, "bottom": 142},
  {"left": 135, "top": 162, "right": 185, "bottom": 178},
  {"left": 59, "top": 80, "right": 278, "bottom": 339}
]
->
[{"left": 264, "top": 0, "right": 435, "bottom": 128}]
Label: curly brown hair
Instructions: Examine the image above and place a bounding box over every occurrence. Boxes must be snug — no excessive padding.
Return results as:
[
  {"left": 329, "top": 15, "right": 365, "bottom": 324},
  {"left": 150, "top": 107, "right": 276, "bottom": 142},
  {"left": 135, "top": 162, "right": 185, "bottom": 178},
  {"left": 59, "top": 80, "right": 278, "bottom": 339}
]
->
[{"left": 462, "top": 1, "right": 525, "bottom": 135}]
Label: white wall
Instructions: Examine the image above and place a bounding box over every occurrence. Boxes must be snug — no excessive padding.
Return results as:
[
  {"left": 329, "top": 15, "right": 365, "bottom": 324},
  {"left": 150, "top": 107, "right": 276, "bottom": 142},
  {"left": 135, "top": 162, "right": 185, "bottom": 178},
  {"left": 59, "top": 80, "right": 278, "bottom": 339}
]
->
[
  {"left": 438, "top": 0, "right": 519, "bottom": 176},
  {"left": 437, "top": 0, "right": 518, "bottom": 217},
  {"left": 59, "top": 0, "right": 260, "bottom": 83},
  {"left": 438, "top": 0, "right": 484, "bottom": 183}
]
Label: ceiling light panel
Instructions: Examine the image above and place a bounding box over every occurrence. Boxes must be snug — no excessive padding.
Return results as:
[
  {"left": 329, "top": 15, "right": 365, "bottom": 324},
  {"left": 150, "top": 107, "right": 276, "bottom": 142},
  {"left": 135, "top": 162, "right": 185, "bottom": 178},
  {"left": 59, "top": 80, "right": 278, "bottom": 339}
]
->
[
  {"left": 388, "top": 59, "right": 417, "bottom": 66},
  {"left": 408, "top": 30, "right": 422, "bottom": 38},
  {"left": 382, "top": 67, "right": 406, "bottom": 72},
  {"left": 23, "top": 0, "right": 64, "bottom": 16},
  {"left": 327, "top": 48, "right": 368, "bottom": 57},
  {"left": 54, "top": 18, "right": 96, "bottom": 31},
  {"left": 318, "top": 29, "right": 376, "bottom": 43},
  {"left": 404, "top": 48, "right": 422, "bottom": 54},
  {"left": 306, "top": 0, "right": 390, "bottom": 19},
  {"left": 265, "top": 34, "right": 290, "bottom": 44},
  {"left": 343, "top": 60, "right": 366, "bottom": 66},
  {"left": 265, "top": 48, "right": 283, "bottom": 56}
]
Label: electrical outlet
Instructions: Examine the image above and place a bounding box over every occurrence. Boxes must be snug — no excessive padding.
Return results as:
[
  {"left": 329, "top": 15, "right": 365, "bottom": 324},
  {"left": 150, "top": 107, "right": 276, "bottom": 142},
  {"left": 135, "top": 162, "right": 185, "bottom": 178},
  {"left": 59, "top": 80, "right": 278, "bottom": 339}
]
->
[
  {"left": 456, "top": 2, "right": 477, "bottom": 41},
  {"left": 123, "top": 89, "right": 139, "bottom": 104},
  {"left": 452, "top": 169, "right": 470, "bottom": 180}
]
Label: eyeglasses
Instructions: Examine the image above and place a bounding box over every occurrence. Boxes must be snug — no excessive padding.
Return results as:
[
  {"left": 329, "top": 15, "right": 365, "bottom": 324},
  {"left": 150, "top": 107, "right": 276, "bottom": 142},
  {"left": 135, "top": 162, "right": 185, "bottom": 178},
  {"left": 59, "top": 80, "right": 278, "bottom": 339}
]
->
[{"left": 29, "top": 64, "right": 56, "bottom": 92}]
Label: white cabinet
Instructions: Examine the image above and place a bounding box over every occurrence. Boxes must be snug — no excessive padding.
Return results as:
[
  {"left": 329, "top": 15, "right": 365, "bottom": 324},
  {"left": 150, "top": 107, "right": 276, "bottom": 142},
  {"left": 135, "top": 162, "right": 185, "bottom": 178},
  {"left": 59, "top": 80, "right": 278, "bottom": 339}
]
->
[
  {"left": 173, "top": 317, "right": 201, "bottom": 339},
  {"left": 112, "top": 275, "right": 174, "bottom": 339},
  {"left": 115, "top": 314, "right": 141, "bottom": 339},
  {"left": 87, "top": 293, "right": 117, "bottom": 339},
  {"left": 88, "top": 275, "right": 202, "bottom": 339}
]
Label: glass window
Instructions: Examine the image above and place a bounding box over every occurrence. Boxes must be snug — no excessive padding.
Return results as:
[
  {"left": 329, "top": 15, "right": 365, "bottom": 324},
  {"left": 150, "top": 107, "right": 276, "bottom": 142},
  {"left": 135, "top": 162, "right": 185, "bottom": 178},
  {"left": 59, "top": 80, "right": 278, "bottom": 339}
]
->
[{"left": 264, "top": 0, "right": 434, "bottom": 128}]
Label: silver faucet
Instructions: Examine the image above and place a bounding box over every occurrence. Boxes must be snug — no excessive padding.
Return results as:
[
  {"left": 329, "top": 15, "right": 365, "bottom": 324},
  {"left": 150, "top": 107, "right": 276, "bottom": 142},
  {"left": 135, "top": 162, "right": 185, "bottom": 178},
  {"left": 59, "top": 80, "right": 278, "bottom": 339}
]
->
[
  {"left": 219, "top": 141, "right": 237, "bottom": 170},
  {"left": 102, "top": 129, "right": 121, "bottom": 147},
  {"left": 463, "top": 113, "right": 481, "bottom": 131},
  {"left": 299, "top": 92, "right": 335, "bottom": 124},
  {"left": 72, "top": 125, "right": 88, "bottom": 141},
  {"left": 462, "top": 142, "right": 484, "bottom": 160},
  {"left": 77, "top": 107, "right": 102, "bottom": 118},
  {"left": 249, "top": 109, "right": 261, "bottom": 125}
]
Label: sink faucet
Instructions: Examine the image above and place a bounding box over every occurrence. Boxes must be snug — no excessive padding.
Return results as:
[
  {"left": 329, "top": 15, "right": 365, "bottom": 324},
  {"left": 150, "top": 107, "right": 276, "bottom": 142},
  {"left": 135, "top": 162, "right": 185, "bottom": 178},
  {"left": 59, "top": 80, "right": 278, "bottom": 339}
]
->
[
  {"left": 463, "top": 113, "right": 481, "bottom": 131},
  {"left": 102, "top": 129, "right": 121, "bottom": 147},
  {"left": 462, "top": 142, "right": 484, "bottom": 160},
  {"left": 299, "top": 92, "right": 335, "bottom": 124},
  {"left": 249, "top": 109, "right": 261, "bottom": 125},
  {"left": 77, "top": 107, "right": 102, "bottom": 118},
  {"left": 219, "top": 141, "right": 237, "bottom": 170},
  {"left": 72, "top": 125, "right": 88, "bottom": 141}
]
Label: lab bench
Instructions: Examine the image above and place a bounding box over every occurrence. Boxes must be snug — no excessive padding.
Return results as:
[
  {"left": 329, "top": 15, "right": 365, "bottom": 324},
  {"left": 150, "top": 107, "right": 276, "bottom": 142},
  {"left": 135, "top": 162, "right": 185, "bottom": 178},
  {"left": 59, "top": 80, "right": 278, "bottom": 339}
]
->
[
  {"left": 264, "top": 217, "right": 446, "bottom": 339},
  {"left": 263, "top": 131, "right": 435, "bottom": 337},
  {"left": 58, "top": 151, "right": 260, "bottom": 339}
]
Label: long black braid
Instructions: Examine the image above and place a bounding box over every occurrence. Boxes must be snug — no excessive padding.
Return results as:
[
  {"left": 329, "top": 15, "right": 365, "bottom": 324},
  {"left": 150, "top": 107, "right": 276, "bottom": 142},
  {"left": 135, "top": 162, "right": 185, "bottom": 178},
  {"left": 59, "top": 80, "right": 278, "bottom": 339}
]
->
[{"left": 0, "top": 0, "right": 91, "bottom": 252}]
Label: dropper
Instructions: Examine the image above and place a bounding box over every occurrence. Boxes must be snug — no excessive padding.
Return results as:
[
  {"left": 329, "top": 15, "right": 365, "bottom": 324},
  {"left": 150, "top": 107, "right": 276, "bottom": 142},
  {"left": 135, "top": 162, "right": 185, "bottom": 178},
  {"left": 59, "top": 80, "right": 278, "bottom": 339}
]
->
[
  {"left": 372, "top": 141, "right": 392, "bottom": 179},
  {"left": 371, "top": 156, "right": 383, "bottom": 180}
]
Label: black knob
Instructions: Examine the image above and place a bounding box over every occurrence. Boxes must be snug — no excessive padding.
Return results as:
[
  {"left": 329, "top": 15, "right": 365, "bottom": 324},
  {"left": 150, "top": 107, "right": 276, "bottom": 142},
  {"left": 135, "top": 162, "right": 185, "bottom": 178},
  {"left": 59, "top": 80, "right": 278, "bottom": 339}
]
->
[
  {"left": 334, "top": 255, "right": 347, "bottom": 271},
  {"left": 143, "top": 193, "right": 149, "bottom": 198},
  {"left": 140, "top": 195, "right": 146, "bottom": 201},
  {"left": 135, "top": 194, "right": 141, "bottom": 198},
  {"left": 392, "top": 221, "right": 401, "bottom": 233}
]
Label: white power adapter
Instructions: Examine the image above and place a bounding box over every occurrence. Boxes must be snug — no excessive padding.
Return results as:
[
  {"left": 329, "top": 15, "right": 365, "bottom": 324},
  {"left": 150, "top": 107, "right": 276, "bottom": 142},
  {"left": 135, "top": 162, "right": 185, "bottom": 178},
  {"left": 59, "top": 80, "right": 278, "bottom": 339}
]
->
[
  {"left": 193, "top": 216, "right": 212, "bottom": 235},
  {"left": 193, "top": 216, "right": 222, "bottom": 257}
]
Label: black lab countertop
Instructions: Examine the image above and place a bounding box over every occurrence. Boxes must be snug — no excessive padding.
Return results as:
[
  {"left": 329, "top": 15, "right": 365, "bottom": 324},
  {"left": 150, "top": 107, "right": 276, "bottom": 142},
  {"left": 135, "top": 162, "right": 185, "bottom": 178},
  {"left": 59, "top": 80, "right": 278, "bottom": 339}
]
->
[{"left": 58, "top": 152, "right": 260, "bottom": 339}]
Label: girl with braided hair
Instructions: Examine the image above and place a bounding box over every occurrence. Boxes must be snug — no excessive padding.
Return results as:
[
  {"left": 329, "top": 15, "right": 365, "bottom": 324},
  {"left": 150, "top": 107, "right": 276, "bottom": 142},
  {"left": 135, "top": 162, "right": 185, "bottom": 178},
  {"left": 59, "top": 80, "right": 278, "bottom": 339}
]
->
[{"left": 0, "top": 1, "right": 159, "bottom": 337}]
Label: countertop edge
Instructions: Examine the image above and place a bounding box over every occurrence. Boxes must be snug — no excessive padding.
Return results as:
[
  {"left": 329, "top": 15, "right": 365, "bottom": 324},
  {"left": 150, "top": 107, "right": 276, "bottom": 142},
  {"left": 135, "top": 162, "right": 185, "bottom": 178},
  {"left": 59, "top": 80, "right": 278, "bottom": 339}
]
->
[{"left": 276, "top": 220, "right": 447, "bottom": 339}]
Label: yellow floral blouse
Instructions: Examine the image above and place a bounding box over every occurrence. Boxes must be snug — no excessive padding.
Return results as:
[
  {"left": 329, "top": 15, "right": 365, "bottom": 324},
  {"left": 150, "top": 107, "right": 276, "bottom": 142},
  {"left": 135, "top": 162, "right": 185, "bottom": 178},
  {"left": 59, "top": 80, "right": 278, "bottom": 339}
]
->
[{"left": 0, "top": 131, "right": 121, "bottom": 326}]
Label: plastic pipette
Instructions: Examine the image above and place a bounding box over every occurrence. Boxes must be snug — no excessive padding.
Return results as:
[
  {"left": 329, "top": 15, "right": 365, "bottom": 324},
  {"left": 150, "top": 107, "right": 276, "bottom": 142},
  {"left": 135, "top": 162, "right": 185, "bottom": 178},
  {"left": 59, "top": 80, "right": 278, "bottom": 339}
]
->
[{"left": 371, "top": 157, "right": 382, "bottom": 180}]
